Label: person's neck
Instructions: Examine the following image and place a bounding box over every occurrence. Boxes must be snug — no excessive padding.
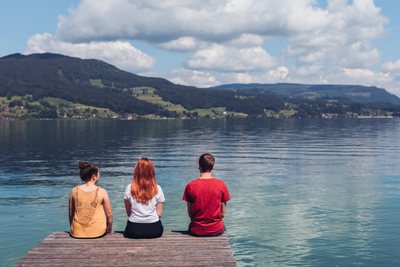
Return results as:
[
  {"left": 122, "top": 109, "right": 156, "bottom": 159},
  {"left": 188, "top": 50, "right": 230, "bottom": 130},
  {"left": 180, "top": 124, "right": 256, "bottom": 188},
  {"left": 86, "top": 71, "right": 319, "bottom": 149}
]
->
[
  {"left": 81, "top": 180, "right": 97, "bottom": 188},
  {"left": 199, "top": 172, "right": 213, "bottom": 179}
]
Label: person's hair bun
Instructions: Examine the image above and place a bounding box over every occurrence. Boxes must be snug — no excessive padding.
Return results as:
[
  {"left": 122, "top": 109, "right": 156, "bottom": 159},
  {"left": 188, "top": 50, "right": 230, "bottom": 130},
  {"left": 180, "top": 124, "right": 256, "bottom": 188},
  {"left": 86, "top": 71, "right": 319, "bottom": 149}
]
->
[
  {"left": 79, "top": 161, "right": 90, "bottom": 170},
  {"left": 78, "top": 161, "right": 99, "bottom": 181}
]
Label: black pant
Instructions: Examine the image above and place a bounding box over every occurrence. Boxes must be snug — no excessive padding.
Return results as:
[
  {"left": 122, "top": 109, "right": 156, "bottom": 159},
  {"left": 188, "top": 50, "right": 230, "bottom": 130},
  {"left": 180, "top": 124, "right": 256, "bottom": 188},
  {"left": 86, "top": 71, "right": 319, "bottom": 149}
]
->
[{"left": 124, "top": 220, "right": 163, "bottom": 239}]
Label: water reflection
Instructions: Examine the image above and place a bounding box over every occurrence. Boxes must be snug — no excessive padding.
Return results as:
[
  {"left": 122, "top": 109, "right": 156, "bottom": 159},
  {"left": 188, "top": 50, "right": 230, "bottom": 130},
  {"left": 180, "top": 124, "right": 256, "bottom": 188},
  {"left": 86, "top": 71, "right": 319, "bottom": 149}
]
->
[{"left": 1, "top": 119, "right": 400, "bottom": 266}]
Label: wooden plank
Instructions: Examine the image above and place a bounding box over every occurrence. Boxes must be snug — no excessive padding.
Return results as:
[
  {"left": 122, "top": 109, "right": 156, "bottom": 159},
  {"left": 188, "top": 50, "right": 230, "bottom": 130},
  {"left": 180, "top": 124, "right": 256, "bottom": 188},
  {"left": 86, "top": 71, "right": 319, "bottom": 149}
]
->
[{"left": 14, "top": 232, "right": 236, "bottom": 267}]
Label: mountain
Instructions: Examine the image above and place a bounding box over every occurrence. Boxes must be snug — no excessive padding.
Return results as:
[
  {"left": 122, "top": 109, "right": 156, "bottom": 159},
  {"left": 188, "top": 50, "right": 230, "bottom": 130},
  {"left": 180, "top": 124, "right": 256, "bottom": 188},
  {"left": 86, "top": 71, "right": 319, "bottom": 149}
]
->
[
  {"left": 0, "top": 53, "right": 185, "bottom": 118},
  {"left": 213, "top": 83, "right": 400, "bottom": 106},
  {"left": 0, "top": 53, "right": 173, "bottom": 89},
  {"left": 1, "top": 53, "right": 399, "bottom": 119}
]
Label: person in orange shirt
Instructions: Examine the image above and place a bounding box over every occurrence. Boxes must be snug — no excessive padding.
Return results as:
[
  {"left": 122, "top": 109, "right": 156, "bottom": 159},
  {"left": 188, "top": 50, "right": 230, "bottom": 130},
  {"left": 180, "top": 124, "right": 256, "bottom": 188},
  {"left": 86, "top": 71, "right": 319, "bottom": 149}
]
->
[{"left": 69, "top": 162, "right": 113, "bottom": 238}]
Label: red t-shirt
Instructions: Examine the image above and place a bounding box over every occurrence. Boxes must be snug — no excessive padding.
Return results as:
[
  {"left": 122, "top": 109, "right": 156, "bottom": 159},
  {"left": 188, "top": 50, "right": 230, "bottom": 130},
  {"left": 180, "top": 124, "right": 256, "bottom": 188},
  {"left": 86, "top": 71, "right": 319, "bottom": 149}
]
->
[{"left": 183, "top": 178, "right": 230, "bottom": 236}]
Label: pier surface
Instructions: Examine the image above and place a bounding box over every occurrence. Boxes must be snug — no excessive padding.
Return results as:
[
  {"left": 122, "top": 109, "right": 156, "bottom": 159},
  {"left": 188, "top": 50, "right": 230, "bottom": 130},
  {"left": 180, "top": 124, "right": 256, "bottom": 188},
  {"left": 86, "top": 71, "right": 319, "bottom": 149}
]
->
[{"left": 14, "top": 231, "right": 236, "bottom": 267}]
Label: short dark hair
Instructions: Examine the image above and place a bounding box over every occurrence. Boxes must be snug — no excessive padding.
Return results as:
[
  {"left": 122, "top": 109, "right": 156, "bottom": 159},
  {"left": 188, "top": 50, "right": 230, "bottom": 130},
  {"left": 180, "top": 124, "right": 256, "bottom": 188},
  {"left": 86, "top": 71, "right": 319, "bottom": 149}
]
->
[
  {"left": 78, "top": 161, "right": 99, "bottom": 181},
  {"left": 199, "top": 153, "right": 215, "bottom": 172}
]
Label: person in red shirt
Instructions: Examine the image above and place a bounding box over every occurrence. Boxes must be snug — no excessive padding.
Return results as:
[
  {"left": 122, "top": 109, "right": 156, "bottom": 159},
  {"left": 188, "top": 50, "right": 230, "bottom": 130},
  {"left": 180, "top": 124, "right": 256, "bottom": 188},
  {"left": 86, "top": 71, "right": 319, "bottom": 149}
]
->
[{"left": 183, "top": 153, "right": 230, "bottom": 236}]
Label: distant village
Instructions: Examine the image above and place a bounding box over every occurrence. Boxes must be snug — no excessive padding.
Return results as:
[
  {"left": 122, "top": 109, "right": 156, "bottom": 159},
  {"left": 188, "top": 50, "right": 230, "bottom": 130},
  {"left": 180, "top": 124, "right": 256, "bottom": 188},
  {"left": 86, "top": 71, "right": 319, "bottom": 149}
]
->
[{"left": 0, "top": 99, "right": 396, "bottom": 120}]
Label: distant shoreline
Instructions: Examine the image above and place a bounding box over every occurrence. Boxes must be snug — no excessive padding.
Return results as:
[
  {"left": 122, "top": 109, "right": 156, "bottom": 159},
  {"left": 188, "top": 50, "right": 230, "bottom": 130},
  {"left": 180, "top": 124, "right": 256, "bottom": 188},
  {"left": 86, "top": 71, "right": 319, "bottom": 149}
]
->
[{"left": 0, "top": 116, "right": 396, "bottom": 121}]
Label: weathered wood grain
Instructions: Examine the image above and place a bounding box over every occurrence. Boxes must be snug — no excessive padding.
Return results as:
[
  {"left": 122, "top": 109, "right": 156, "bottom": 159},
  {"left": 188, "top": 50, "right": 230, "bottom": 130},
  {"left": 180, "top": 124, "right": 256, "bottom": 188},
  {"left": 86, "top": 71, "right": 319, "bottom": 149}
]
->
[{"left": 13, "top": 231, "right": 236, "bottom": 267}]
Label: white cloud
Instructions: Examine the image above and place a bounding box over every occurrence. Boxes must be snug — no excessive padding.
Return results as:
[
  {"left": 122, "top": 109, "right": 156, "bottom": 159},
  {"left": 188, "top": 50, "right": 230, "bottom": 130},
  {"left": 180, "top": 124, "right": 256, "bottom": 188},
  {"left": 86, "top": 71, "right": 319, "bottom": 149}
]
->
[
  {"left": 228, "top": 34, "right": 264, "bottom": 47},
  {"left": 158, "top": 37, "right": 198, "bottom": 52},
  {"left": 26, "top": 33, "right": 154, "bottom": 72},
  {"left": 343, "top": 67, "right": 374, "bottom": 78},
  {"left": 296, "top": 50, "right": 326, "bottom": 65},
  {"left": 55, "top": 0, "right": 327, "bottom": 43},
  {"left": 187, "top": 44, "right": 274, "bottom": 72},
  {"left": 338, "top": 42, "right": 380, "bottom": 68},
  {"left": 266, "top": 66, "right": 289, "bottom": 81},
  {"left": 169, "top": 68, "right": 218, "bottom": 87},
  {"left": 287, "top": 0, "right": 387, "bottom": 70},
  {"left": 234, "top": 72, "right": 254, "bottom": 84},
  {"left": 295, "top": 65, "right": 323, "bottom": 78},
  {"left": 24, "top": 0, "right": 398, "bottom": 94},
  {"left": 210, "top": 68, "right": 290, "bottom": 85},
  {"left": 342, "top": 68, "right": 390, "bottom": 84},
  {"left": 382, "top": 60, "right": 400, "bottom": 72}
]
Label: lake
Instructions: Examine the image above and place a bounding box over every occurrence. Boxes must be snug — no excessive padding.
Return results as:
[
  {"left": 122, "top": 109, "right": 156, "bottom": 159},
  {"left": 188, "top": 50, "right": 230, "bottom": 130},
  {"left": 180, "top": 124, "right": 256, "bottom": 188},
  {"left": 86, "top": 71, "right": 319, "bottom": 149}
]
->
[{"left": 1, "top": 119, "right": 399, "bottom": 266}]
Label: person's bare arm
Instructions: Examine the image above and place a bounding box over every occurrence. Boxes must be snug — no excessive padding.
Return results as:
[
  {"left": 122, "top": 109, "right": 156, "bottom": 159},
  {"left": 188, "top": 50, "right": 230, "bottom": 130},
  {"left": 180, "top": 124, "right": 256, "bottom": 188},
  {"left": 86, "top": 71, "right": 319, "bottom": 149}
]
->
[
  {"left": 102, "top": 190, "right": 113, "bottom": 233},
  {"left": 68, "top": 189, "right": 75, "bottom": 225},
  {"left": 186, "top": 202, "right": 193, "bottom": 219},
  {"left": 221, "top": 202, "right": 227, "bottom": 217},
  {"left": 124, "top": 198, "right": 131, "bottom": 217},
  {"left": 156, "top": 202, "right": 164, "bottom": 218}
]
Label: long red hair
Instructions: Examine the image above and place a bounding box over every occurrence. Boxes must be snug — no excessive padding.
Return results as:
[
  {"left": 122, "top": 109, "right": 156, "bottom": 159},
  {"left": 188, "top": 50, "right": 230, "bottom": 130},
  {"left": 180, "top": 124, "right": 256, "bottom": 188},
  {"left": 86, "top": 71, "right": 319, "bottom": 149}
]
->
[{"left": 131, "top": 158, "right": 158, "bottom": 203}]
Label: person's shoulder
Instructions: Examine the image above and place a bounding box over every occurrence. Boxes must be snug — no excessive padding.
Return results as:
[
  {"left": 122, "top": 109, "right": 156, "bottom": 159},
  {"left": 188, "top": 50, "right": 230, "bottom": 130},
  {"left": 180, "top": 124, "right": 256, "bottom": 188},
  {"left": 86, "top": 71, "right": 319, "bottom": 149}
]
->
[
  {"left": 211, "top": 177, "right": 225, "bottom": 183},
  {"left": 212, "top": 178, "right": 228, "bottom": 186},
  {"left": 184, "top": 179, "right": 199, "bottom": 189},
  {"left": 97, "top": 186, "right": 109, "bottom": 196},
  {"left": 187, "top": 178, "right": 201, "bottom": 184},
  {"left": 156, "top": 184, "right": 165, "bottom": 200},
  {"left": 70, "top": 186, "right": 78, "bottom": 195},
  {"left": 156, "top": 184, "right": 164, "bottom": 194},
  {"left": 124, "top": 184, "right": 132, "bottom": 194}
]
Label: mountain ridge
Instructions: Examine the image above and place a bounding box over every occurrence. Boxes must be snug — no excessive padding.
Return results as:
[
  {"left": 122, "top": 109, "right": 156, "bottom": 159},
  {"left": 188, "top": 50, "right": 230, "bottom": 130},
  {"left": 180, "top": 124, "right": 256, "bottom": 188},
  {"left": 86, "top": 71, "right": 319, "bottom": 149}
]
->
[
  {"left": 212, "top": 83, "right": 400, "bottom": 105},
  {"left": 1, "top": 53, "right": 399, "bottom": 119}
]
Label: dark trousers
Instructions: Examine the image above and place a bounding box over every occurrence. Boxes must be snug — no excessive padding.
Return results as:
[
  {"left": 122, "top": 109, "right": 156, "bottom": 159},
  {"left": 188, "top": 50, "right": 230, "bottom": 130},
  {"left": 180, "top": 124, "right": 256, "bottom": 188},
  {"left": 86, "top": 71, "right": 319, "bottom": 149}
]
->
[{"left": 124, "top": 220, "right": 163, "bottom": 239}]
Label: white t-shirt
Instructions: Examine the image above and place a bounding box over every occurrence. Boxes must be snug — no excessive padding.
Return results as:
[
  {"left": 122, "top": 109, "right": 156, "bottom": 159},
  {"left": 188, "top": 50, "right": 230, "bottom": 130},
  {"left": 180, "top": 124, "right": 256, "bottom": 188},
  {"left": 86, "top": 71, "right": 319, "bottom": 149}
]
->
[{"left": 124, "top": 184, "right": 165, "bottom": 223}]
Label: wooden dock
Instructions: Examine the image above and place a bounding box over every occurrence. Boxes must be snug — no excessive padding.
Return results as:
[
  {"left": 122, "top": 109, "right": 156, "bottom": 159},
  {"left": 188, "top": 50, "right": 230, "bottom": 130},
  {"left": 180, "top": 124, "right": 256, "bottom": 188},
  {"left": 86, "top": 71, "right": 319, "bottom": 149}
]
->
[{"left": 14, "top": 231, "right": 236, "bottom": 267}]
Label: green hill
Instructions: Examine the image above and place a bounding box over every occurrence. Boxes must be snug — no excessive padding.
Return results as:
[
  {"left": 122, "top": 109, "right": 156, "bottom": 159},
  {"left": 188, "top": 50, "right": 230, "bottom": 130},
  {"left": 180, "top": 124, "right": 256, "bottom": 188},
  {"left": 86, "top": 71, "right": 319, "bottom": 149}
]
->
[
  {"left": 1, "top": 53, "right": 399, "bottom": 119},
  {"left": 213, "top": 83, "right": 400, "bottom": 105}
]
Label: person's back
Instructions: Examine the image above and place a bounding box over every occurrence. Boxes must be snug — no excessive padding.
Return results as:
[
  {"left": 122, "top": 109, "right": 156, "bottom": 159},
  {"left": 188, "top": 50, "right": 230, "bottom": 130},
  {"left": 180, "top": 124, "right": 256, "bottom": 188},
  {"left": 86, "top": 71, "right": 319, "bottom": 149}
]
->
[
  {"left": 69, "top": 162, "right": 113, "bottom": 238},
  {"left": 123, "top": 158, "right": 165, "bottom": 238},
  {"left": 183, "top": 153, "right": 230, "bottom": 236},
  {"left": 70, "top": 186, "right": 107, "bottom": 237}
]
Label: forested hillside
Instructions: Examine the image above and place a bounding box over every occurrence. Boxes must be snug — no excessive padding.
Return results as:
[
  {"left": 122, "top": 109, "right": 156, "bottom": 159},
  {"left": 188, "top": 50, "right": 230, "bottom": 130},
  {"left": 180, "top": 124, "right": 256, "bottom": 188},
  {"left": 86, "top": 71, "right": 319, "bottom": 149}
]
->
[{"left": 1, "top": 53, "right": 399, "bottom": 119}]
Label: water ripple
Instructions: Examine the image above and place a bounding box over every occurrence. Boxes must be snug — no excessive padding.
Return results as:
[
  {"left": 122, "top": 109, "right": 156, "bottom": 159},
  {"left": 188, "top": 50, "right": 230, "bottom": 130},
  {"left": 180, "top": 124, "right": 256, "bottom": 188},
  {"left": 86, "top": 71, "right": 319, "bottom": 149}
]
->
[{"left": 1, "top": 119, "right": 400, "bottom": 266}]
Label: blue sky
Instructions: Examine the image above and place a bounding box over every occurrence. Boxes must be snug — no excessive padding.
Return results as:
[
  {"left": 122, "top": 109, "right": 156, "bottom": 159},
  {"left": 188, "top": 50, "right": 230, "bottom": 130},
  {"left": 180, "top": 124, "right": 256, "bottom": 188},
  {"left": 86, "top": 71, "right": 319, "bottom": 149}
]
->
[{"left": 1, "top": 0, "right": 400, "bottom": 95}]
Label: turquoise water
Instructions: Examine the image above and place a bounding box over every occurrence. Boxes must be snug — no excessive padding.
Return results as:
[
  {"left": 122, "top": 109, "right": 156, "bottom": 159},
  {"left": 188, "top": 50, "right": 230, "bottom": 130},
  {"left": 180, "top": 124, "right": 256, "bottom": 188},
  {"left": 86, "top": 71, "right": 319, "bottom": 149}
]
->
[{"left": 1, "top": 119, "right": 400, "bottom": 266}]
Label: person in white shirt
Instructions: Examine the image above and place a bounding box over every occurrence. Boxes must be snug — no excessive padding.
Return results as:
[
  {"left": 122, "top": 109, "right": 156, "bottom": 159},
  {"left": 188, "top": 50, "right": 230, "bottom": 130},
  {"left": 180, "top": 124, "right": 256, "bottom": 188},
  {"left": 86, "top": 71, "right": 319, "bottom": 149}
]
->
[{"left": 123, "top": 157, "right": 165, "bottom": 238}]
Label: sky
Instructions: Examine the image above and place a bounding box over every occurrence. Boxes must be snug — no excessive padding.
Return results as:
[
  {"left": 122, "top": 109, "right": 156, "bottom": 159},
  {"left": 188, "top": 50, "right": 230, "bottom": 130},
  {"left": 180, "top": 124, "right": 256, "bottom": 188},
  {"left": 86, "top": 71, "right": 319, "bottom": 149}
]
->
[{"left": 1, "top": 0, "right": 400, "bottom": 95}]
